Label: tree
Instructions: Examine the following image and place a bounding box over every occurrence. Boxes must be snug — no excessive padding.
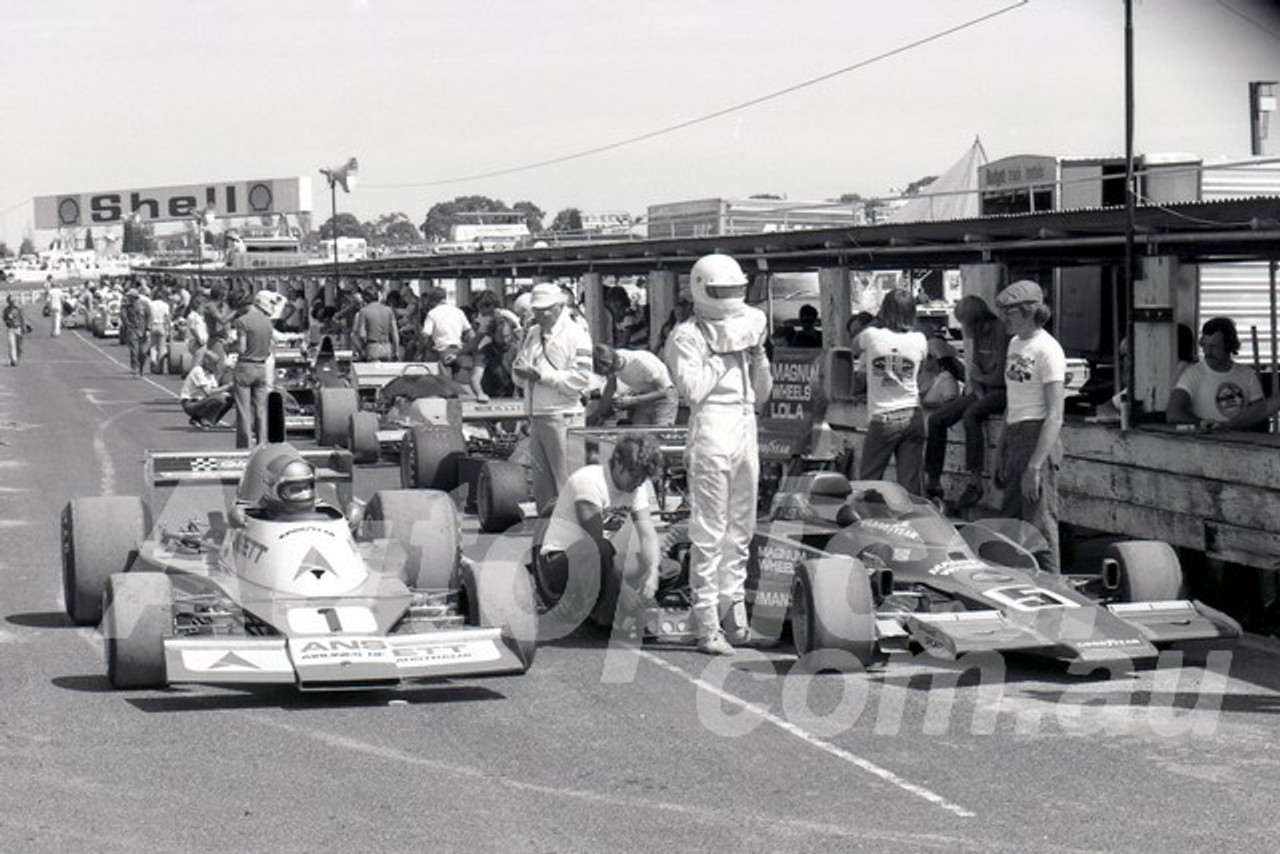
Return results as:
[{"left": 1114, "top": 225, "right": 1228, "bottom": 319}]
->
[
  {"left": 512, "top": 200, "right": 545, "bottom": 234},
  {"left": 419, "top": 195, "right": 511, "bottom": 242},
  {"left": 549, "top": 208, "right": 582, "bottom": 232},
  {"left": 317, "top": 212, "right": 366, "bottom": 241},
  {"left": 902, "top": 175, "right": 937, "bottom": 197},
  {"left": 19, "top": 237, "right": 35, "bottom": 257},
  {"left": 0, "top": 241, "right": 9, "bottom": 257},
  {"left": 363, "top": 212, "right": 421, "bottom": 247},
  {"left": 749, "top": 193, "right": 784, "bottom": 200}
]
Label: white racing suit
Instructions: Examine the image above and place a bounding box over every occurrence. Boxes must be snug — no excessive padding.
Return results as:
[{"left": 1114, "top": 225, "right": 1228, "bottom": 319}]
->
[{"left": 667, "top": 310, "right": 771, "bottom": 642}]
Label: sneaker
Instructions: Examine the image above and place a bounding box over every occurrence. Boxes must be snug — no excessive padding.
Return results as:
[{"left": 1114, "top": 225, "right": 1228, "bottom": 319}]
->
[
  {"left": 924, "top": 482, "right": 945, "bottom": 501},
  {"left": 955, "top": 482, "right": 984, "bottom": 510},
  {"left": 697, "top": 632, "right": 734, "bottom": 656},
  {"left": 722, "top": 602, "right": 750, "bottom": 645}
]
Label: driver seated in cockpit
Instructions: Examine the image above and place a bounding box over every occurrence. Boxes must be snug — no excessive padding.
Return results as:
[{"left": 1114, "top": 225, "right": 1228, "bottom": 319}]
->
[{"left": 237, "top": 446, "right": 335, "bottom": 522}]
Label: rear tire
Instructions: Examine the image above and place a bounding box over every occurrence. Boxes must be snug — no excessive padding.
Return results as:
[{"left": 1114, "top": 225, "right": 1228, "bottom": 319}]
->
[
  {"left": 316, "top": 387, "right": 358, "bottom": 447},
  {"left": 104, "top": 573, "right": 171, "bottom": 689},
  {"left": 476, "top": 460, "right": 529, "bottom": 533},
  {"left": 61, "top": 497, "right": 150, "bottom": 625},
  {"left": 790, "top": 557, "right": 879, "bottom": 671},
  {"left": 1108, "top": 540, "right": 1185, "bottom": 602},
  {"left": 400, "top": 425, "right": 467, "bottom": 490},
  {"left": 167, "top": 342, "right": 186, "bottom": 376},
  {"left": 463, "top": 560, "right": 537, "bottom": 672},
  {"left": 349, "top": 411, "right": 381, "bottom": 464},
  {"left": 365, "top": 490, "right": 459, "bottom": 590}
]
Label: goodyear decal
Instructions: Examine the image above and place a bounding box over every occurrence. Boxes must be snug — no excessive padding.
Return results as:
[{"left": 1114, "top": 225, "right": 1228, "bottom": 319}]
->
[
  {"left": 280, "top": 526, "right": 337, "bottom": 540},
  {"left": 860, "top": 519, "right": 922, "bottom": 541},
  {"left": 928, "top": 558, "right": 988, "bottom": 577},
  {"left": 1077, "top": 638, "right": 1145, "bottom": 649}
]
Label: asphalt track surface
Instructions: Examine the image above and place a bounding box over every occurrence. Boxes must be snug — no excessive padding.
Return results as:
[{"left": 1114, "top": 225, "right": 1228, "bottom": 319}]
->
[{"left": 3, "top": 327, "right": 1280, "bottom": 853}]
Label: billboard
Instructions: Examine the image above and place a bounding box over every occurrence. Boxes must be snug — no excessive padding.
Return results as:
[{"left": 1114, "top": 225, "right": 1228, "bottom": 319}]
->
[{"left": 34, "top": 176, "right": 313, "bottom": 229}]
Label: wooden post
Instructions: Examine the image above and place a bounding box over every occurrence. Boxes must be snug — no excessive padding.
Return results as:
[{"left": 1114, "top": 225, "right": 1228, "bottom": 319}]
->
[
  {"left": 647, "top": 269, "right": 677, "bottom": 351},
  {"left": 959, "top": 262, "right": 1006, "bottom": 306},
  {"left": 581, "top": 271, "right": 606, "bottom": 344},
  {"left": 819, "top": 266, "right": 852, "bottom": 347},
  {"left": 454, "top": 277, "right": 474, "bottom": 308},
  {"left": 1134, "top": 255, "right": 1189, "bottom": 414}
]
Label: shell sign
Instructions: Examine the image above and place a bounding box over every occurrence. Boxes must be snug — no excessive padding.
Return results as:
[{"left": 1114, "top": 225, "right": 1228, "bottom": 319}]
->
[{"left": 34, "top": 176, "right": 313, "bottom": 228}]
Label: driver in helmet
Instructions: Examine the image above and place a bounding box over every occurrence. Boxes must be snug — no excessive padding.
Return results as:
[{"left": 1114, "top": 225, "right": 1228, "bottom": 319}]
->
[
  {"left": 259, "top": 453, "right": 322, "bottom": 520},
  {"left": 665, "top": 253, "right": 772, "bottom": 656}
]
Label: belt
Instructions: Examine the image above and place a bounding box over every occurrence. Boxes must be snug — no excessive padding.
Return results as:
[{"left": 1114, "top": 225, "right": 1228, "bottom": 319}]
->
[
  {"left": 239, "top": 357, "right": 268, "bottom": 363},
  {"left": 871, "top": 407, "right": 920, "bottom": 424}
]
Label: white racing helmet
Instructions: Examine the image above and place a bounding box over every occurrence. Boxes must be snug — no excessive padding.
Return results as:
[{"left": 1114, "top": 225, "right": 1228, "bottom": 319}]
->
[
  {"left": 689, "top": 254, "right": 748, "bottom": 321},
  {"left": 253, "top": 289, "right": 287, "bottom": 320},
  {"left": 262, "top": 456, "right": 316, "bottom": 514}
]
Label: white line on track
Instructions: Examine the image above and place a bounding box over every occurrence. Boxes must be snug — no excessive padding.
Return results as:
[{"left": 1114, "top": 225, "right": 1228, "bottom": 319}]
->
[
  {"left": 637, "top": 648, "right": 977, "bottom": 819},
  {"left": 249, "top": 714, "right": 981, "bottom": 847}
]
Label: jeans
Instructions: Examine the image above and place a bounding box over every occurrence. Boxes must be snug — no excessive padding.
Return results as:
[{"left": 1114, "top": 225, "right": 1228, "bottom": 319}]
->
[
  {"left": 860, "top": 407, "right": 925, "bottom": 495},
  {"left": 6, "top": 329, "right": 21, "bottom": 365},
  {"left": 233, "top": 361, "right": 270, "bottom": 448},
  {"left": 182, "top": 393, "right": 234, "bottom": 425},
  {"left": 924, "top": 389, "right": 1007, "bottom": 479},
  {"left": 996, "top": 419, "right": 1061, "bottom": 574}
]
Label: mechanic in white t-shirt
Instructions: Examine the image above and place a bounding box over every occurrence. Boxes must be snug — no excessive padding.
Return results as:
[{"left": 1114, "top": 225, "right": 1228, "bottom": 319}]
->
[
  {"left": 593, "top": 344, "right": 679, "bottom": 426},
  {"left": 420, "top": 285, "right": 473, "bottom": 365},
  {"left": 993, "top": 280, "right": 1065, "bottom": 574},
  {"left": 149, "top": 291, "right": 172, "bottom": 371},
  {"left": 1166, "top": 316, "right": 1267, "bottom": 431},
  {"left": 852, "top": 288, "right": 929, "bottom": 495},
  {"left": 536, "top": 434, "right": 662, "bottom": 635}
]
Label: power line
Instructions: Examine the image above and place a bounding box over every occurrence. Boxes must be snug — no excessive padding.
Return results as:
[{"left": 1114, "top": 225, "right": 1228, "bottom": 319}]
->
[
  {"left": 365, "top": 1, "right": 1030, "bottom": 190},
  {"left": 1215, "top": 0, "right": 1280, "bottom": 42}
]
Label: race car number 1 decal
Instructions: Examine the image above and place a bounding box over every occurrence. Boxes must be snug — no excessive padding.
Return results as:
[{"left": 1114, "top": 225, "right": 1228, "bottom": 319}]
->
[{"left": 287, "top": 605, "right": 378, "bottom": 634}]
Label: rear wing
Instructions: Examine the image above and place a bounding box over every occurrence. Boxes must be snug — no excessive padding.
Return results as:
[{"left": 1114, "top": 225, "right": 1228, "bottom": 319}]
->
[
  {"left": 352, "top": 361, "right": 441, "bottom": 390},
  {"left": 146, "top": 448, "right": 354, "bottom": 487},
  {"left": 570, "top": 426, "right": 688, "bottom": 458}
]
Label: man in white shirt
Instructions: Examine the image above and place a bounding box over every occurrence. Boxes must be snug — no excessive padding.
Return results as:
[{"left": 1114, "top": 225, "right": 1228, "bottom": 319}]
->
[
  {"left": 1166, "top": 316, "right": 1266, "bottom": 430},
  {"left": 993, "top": 279, "right": 1065, "bottom": 574},
  {"left": 46, "top": 277, "right": 64, "bottom": 337},
  {"left": 593, "top": 344, "right": 679, "bottom": 426},
  {"left": 536, "top": 435, "right": 662, "bottom": 636},
  {"left": 512, "top": 282, "right": 594, "bottom": 513},
  {"left": 149, "top": 289, "right": 172, "bottom": 372},
  {"left": 179, "top": 350, "right": 233, "bottom": 429}
]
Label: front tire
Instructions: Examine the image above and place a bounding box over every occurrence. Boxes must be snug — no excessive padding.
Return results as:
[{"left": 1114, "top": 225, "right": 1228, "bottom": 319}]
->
[
  {"left": 1108, "top": 540, "right": 1185, "bottom": 602},
  {"left": 476, "top": 460, "right": 528, "bottom": 533},
  {"left": 400, "top": 425, "right": 467, "bottom": 490},
  {"left": 349, "top": 411, "right": 381, "bottom": 464},
  {"left": 790, "top": 557, "right": 879, "bottom": 671},
  {"left": 463, "top": 559, "right": 537, "bottom": 672},
  {"left": 316, "top": 387, "right": 358, "bottom": 448},
  {"left": 61, "top": 497, "right": 150, "bottom": 625},
  {"left": 364, "top": 489, "right": 459, "bottom": 590},
  {"left": 104, "top": 572, "right": 171, "bottom": 689}
]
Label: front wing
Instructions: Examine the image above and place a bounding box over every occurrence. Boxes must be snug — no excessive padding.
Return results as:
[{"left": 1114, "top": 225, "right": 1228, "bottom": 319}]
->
[{"left": 164, "top": 627, "right": 526, "bottom": 690}]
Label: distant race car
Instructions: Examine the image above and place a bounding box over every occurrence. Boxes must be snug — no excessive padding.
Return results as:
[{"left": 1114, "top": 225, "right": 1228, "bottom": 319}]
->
[
  {"left": 60, "top": 398, "right": 536, "bottom": 691},
  {"left": 575, "top": 473, "right": 1240, "bottom": 671}
]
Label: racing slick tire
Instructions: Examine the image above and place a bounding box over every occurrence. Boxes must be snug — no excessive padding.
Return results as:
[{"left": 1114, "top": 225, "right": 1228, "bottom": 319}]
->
[
  {"left": 179, "top": 350, "right": 194, "bottom": 376},
  {"left": 789, "top": 556, "right": 879, "bottom": 672},
  {"left": 476, "top": 459, "right": 528, "bottom": 533},
  {"left": 364, "top": 489, "right": 459, "bottom": 590},
  {"left": 1108, "top": 540, "right": 1185, "bottom": 602},
  {"left": 61, "top": 496, "right": 151, "bottom": 626},
  {"left": 400, "top": 425, "right": 466, "bottom": 491},
  {"left": 166, "top": 341, "right": 186, "bottom": 376},
  {"left": 104, "top": 572, "right": 171, "bottom": 689},
  {"left": 463, "top": 559, "right": 537, "bottom": 672},
  {"left": 315, "top": 387, "right": 358, "bottom": 448},
  {"left": 349, "top": 411, "right": 381, "bottom": 464}
]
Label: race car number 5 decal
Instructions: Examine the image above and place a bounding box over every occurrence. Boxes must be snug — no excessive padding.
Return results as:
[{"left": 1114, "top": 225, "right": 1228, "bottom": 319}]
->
[{"left": 984, "top": 584, "right": 1079, "bottom": 612}]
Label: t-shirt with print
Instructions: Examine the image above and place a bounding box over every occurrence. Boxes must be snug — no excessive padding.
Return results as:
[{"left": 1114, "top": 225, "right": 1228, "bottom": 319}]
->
[
  {"left": 1174, "top": 359, "right": 1263, "bottom": 424},
  {"left": 540, "top": 463, "right": 654, "bottom": 554},
  {"left": 856, "top": 326, "right": 928, "bottom": 417},
  {"left": 1004, "top": 329, "right": 1067, "bottom": 423}
]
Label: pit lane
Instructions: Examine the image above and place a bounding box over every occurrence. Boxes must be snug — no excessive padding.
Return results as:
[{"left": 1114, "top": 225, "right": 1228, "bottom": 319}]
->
[{"left": 2, "top": 330, "right": 1279, "bottom": 853}]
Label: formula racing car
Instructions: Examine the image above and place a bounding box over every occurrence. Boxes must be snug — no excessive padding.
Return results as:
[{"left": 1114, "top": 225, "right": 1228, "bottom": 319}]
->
[
  {"left": 60, "top": 399, "right": 536, "bottom": 691},
  {"left": 563, "top": 472, "right": 1240, "bottom": 671}
]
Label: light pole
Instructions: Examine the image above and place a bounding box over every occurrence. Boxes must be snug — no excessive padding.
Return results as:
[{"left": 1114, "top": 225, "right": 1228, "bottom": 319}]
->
[{"left": 319, "top": 157, "right": 359, "bottom": 300}]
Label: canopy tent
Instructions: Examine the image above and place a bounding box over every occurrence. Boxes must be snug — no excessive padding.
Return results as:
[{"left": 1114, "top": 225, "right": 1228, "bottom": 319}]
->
[{"left": 889, "top": 137, "right": 988, "bottom": 223}]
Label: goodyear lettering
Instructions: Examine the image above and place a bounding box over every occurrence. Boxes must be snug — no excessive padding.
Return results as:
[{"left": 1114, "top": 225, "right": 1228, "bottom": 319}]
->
[
  {"left": 231, "top": 530, "right": 268, "bottom": 563},
  {"left": 860, "top": 519, "right": 921, "bottom": 540},
  {"left": 1077, "top": 638, "right": 1144, "bottom": 649},
  {"left": 929, "top": 558, "right": 987, "bottom": 577},
  {"left": 280, "top": 526, "right": 336, "bottom": 539}
]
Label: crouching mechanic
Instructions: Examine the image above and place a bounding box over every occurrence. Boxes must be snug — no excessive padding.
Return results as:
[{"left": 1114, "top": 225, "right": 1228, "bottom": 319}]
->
[
  {"left": 536, "top": 435, "right": 663, "bottom": 637},
  {"left": 180, "top": 350, "right": 234, "bottom": 429},
  {"left": 667, "top": 254, "right": 772, "bottom": 656}
]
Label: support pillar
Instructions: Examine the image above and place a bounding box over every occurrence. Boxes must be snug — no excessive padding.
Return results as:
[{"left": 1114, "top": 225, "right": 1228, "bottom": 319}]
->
[
  {"left": 819, "top": 266, "right": 853, "bottom": 347},
  {"left": 1134, "top": 255, "right": 1193, "bottom": 414},
  {"left": 581, "top": 272, "right": 606, "bottom": 344},
  {"left": 647, "top": 269, "right": 677, "bottom": 352},
  {"left": 959, "top": 262, "right": 1007, "bottom": 307}
]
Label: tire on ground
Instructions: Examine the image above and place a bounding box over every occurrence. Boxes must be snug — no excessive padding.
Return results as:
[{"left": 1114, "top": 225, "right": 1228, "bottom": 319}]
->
[
  {"left": 789, "top": 556, "right": 879, "bottom": 671},
  {"left": 462, "top": 559, "right": 537, "bottom": 672},
  {"left": 349, "top": 411, "right": 381, "bottom": 464},
  {"left": 61, "top": 496, "right": 150, "bottom": 625},
  {"left": 167, "top": 341, "right": 186, "bottom": 375},
  {"left": 316, "top": 386, "right": 358, "bottom": 447},
  {"left": 1108, "top": 540, "right": 1185, "bottom": 602},
  {"left": 364, "top": 489, "right": 459, "bottom": 590},
  {"left": 400, "top": 425, "right": 466, "bottom": 490},
  {"left": 476, "top": 459, "right": 529, "bottom": 533},
  {"left": 104, "top": 572, "right": 172, "bottom": 689}
]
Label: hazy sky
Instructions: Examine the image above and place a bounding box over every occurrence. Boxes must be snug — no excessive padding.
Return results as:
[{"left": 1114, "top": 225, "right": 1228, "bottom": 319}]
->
[{"left": 3, "top": 0, "right": 1280, "bottom": 249}]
